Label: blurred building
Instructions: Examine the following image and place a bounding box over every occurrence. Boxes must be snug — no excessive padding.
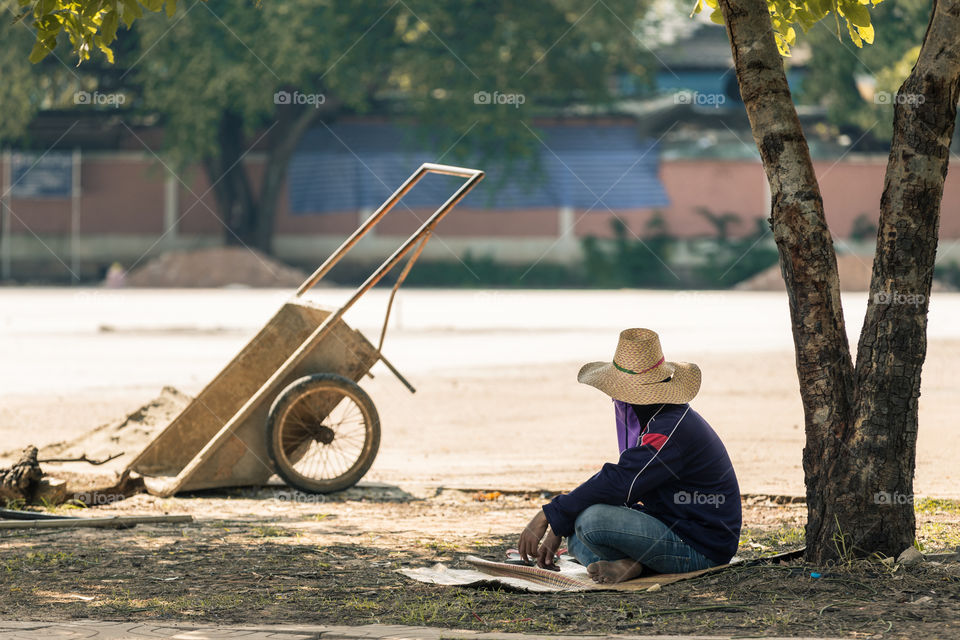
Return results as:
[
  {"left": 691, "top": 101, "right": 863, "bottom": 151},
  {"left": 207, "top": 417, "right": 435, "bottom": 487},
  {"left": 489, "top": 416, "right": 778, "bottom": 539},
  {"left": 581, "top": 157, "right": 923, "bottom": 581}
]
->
[{"left": 3, "top": 24, "right": 959, "bottom": 282}]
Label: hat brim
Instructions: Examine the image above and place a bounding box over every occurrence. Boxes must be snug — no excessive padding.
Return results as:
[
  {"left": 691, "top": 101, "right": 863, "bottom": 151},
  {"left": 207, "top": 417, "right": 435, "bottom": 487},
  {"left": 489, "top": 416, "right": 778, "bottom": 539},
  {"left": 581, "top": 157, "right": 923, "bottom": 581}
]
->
[{"left": 577, "top": 360, "right": 701, "bottom": 405}]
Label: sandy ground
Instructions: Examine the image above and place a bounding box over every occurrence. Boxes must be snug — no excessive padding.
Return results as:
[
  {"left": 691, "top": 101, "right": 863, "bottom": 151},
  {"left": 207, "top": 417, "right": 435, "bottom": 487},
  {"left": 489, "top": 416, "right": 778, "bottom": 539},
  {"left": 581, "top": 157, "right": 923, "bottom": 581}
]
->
[
  {"left": 3, "top": 287, "right": 960, "bottom": 639},
  {"left": 1, "top": 287, "right": 958, "bottom": 497}
]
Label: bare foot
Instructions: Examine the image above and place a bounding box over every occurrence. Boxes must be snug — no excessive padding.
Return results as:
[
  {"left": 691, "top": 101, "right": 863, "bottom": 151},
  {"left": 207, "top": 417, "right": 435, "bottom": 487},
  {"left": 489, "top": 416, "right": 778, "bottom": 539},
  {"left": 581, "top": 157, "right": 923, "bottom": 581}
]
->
[{"left": 586, "top": 558, "right": 645, "bottom": 584}]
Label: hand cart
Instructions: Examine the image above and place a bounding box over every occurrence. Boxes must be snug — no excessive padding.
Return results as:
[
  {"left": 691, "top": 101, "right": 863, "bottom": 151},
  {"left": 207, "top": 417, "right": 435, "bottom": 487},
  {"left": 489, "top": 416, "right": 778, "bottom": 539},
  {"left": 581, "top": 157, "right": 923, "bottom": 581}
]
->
[{"left": 127, "top": 163, "right": 484, "bottom": 496}]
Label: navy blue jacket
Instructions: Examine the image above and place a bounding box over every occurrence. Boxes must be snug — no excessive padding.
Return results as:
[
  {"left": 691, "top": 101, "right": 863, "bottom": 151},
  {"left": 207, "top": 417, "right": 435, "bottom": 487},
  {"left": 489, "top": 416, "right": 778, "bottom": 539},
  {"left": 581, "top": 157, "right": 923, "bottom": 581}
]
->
[{"left": 542, "top": 403, "right": 741, "bottom": 565}]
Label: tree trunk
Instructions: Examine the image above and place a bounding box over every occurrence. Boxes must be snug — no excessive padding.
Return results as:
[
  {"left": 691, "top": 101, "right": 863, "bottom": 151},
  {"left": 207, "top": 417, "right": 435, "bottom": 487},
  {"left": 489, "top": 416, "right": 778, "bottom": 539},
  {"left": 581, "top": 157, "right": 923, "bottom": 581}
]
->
[
  {"left": 203, "top": 101, "right": 340, "bottom": 254},
  {"left": 720, "top": 0, "right": 960, "bottom": 562},
  {"left": 717, "top": 0, "right": 856, "bottom": 562},
  {"left": 836, "top": 0, "right": 960, "bottom": 558},
  {"left": 205, "top": 110, "right": 259, "bottom": 249},
  {"left": 255, "top": 101, "right": 338, "bottom": 254}
]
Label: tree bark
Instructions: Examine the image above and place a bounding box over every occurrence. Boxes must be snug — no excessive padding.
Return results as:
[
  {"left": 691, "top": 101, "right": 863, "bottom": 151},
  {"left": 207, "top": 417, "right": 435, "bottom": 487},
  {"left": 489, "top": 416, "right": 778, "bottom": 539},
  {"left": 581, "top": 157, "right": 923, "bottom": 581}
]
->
[
  {"left": 720, "top": 0, "right": 960, "bottom": 562},
  {"left": 717, "top": 0, "right": 856, "bottom": 562},
  {"left": 838, "top": 0, "right": 960, "bottom": 558}
]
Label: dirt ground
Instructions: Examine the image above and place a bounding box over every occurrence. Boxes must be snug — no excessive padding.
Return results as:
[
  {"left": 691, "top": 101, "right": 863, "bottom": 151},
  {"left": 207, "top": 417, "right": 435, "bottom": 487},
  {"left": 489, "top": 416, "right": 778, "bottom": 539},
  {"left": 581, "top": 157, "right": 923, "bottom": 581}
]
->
[
  {"left": 3, "top": 345, "right": 959, "bottom": 496},
  {"left": 1, "top": 488, "right": 959, "bottom": 638},
  {"left": 2, "top": 288, "right": 959, "bottom": 497},
  {"left": 3, "top": 288, "right": 960, "bottom": 637}
]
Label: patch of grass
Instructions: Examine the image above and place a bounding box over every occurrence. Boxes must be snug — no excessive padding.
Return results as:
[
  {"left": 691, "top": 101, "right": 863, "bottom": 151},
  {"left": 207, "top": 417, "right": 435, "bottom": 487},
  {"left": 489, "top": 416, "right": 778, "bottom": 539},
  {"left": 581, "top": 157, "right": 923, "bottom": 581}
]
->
[
  {"left": 391, "top": 591, "right": 559, "bottom": 632},
  {"left": 739, "top": 525, "right": 805, "bottom": 554},
  {"left": 419, "top": 539, "right": 460, "bottom": 554},
  {"left": 310, "top": 513, "right": 336, "bottom": 521},
  {"left": 915, "top": 498, "right": 960, "bottom": 515},
  {"left": 470, "top": 539, "right": 499, "bottom": 548},
  {"left": 0, "top": 550, "right": 94, "bottom": 572},
  {"left": 252, "top": 525, "right": 289, "bottom": 538},
  {"left": 95, "top": 588, "right": 266, "bottom": 616},
  {"left": 917, "top": 521, "right": 960, "bottom": 550},
  {"left": 346, "top": 595, "right": 380, "bottom": 611}
]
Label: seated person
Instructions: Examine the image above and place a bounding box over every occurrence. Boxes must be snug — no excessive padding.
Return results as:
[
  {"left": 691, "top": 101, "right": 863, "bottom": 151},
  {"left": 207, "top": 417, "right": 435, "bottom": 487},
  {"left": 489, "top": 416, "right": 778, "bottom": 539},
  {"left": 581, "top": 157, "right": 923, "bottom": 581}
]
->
[{"left": 518, "top": 328, "right": 742, "bottom": 584}]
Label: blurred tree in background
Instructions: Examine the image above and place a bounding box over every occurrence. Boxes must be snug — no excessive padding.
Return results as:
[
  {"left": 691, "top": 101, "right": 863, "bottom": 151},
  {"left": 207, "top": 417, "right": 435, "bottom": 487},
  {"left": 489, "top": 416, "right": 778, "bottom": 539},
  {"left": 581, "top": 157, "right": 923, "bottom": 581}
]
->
[
  {"left": 0, "top": 18, "right": 39, "bottom": 141},
  {"left": 4, "top": 0, "right": 655, "bottom": 253},
  {"left": 799, "top": 0, "right": 932, "bottom": 141}
]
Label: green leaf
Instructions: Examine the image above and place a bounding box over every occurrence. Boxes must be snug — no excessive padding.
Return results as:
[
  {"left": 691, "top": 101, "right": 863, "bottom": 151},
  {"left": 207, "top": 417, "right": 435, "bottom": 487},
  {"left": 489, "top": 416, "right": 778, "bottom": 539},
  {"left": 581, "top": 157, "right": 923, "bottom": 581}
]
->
[
  {"left": 709, "top": 8, "right": 725, "bottom": 25},
  {"left": 816, "top": 0, "right": 836, "bottom": 15},
  {"left": 82, "top": 1, "right": 104, "bottom": 18},
  {"left": 120, "top": 0, "right": 143, "bottom": 27},
  {"left": 846, "top": 19, "right": 863, "bottom": 47},
  {"left": 96, "top": 37, "right": 115, "bottom": 63},
  {"left": 101, "top": 9, "right": 119, "bottom": 42},
  {"left": 841, "top": 1, "right": 871, "bottom": 28},
  {"left": 28, "top": 39, "right": 52, "bottom": 63},
  {"left": 794, "top": 8, "right": 818, "bottom": 31},
  {"left": 38, "top": 0, "right": 56, "bottom": 18},
  {"left": 774, "top": 32, "right": 792, "bottom": 56}
]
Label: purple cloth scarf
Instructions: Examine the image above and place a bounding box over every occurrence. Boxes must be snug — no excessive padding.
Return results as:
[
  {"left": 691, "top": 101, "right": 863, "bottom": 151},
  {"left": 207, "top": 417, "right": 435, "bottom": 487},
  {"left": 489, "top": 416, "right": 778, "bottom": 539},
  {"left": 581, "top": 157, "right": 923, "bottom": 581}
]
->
[{"left": 613, "top": 399, "right": 643, "bottom": 454}]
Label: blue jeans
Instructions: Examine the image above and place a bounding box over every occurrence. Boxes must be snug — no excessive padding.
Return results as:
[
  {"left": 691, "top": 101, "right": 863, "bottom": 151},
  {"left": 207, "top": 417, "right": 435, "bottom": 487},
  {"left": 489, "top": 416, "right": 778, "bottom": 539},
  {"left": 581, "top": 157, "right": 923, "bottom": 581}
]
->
[{"left": 567, "top": 504, "right": 716, "bottom": 574}]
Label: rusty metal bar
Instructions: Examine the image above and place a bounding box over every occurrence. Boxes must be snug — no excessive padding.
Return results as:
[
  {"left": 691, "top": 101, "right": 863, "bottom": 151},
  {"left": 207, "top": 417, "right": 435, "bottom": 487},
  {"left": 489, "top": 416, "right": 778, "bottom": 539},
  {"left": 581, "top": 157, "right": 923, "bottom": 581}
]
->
[
  {"left": 378, "top": 232, "right": 430, "bottom": 354},
  {"left": 296, "top": 163, "right": 482, "bottom": 297},
  {"left": 378, "top": 351, "right": 416, "bottom": 393}
]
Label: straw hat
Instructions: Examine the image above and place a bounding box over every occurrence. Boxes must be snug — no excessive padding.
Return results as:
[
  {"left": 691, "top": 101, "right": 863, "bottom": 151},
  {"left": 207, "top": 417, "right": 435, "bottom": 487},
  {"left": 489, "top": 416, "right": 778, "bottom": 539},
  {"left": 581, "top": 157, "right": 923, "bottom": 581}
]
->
[{"left": 577, "top": 328, "right": 701, "bottom": 405}]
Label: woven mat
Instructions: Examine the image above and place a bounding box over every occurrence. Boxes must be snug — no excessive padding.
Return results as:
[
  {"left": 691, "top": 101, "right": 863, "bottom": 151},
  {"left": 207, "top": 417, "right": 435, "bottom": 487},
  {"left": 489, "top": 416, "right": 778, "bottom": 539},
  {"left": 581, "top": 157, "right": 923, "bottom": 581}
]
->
[{"left": 401, "top": 555, "right": 730, "bottom": 593}]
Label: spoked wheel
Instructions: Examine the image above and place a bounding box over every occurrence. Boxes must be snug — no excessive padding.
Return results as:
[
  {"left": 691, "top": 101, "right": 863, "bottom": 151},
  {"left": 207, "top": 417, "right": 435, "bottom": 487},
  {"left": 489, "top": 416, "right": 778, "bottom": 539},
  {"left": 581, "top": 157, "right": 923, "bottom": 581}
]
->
[{"left": 266, "top": 374, "right": 380, "bottom": 493}]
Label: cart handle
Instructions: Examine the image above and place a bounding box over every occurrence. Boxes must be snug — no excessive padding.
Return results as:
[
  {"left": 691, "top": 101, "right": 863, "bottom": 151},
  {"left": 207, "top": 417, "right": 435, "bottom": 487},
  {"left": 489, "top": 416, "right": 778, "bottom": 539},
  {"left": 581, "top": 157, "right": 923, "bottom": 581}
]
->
[{"left": 295, "top": 163, "right": 484, "bottom": 297}]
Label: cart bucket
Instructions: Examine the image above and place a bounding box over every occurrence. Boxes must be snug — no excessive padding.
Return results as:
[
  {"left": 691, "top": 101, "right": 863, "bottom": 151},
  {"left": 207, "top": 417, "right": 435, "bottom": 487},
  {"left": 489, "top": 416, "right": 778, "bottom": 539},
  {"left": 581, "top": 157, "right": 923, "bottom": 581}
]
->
[{"left": 128, "top": 300, "right": 379, "bottom": 496}]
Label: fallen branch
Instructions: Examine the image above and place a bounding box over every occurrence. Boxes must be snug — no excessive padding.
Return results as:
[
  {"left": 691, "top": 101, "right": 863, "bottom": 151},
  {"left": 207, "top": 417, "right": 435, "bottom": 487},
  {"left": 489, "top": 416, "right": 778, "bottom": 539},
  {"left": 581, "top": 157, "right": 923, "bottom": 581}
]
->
[
  {"left": 0, "top": 508, "right": 77, "bottom": 520},
  {"left": 0, "top": 514, "right": 192, "bottom": 530},
  {"left": 39, "top": 452, "right": 124, "bottom": 466}
]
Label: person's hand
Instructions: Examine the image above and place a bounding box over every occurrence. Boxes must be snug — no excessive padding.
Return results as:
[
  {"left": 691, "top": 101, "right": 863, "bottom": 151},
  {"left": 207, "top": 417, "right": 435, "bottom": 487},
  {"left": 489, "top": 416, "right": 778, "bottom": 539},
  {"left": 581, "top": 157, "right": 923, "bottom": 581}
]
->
[
  {"left": 518, "top": 509, "right": 548, "bottom": 563},
  {"left": 537, "top": 529, "right": 561, "bottom": 570}
]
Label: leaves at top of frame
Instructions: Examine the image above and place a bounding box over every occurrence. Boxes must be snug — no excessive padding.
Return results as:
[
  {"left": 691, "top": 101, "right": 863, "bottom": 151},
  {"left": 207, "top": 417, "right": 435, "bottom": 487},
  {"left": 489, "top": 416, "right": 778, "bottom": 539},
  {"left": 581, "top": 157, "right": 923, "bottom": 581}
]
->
[{"left": 691, "top": 0, "right": 883, "bottom": 55}]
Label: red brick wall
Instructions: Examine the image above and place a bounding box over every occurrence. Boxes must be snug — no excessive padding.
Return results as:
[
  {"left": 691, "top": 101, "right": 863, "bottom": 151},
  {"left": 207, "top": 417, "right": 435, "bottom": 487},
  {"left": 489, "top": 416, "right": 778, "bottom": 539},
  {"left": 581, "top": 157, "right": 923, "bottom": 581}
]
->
[
  {"left": 3, "top": 156, "right": 164, "bottom": 234},
  {"left": 659, "top": 161, "right": 767, "bottom": 238},
  {"left": 3, "top": 154, "right": 958, "bottom": 241},
  {"left": 81, "top": 157, "right": 165, "bottom": 233}
]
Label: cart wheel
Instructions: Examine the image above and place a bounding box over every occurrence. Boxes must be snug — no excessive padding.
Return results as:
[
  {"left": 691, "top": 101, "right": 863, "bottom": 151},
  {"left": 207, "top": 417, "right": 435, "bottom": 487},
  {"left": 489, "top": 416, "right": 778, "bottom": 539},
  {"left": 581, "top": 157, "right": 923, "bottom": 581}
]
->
[{"left": 266, "top": 374, "right": 380, "bottom": 494}]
